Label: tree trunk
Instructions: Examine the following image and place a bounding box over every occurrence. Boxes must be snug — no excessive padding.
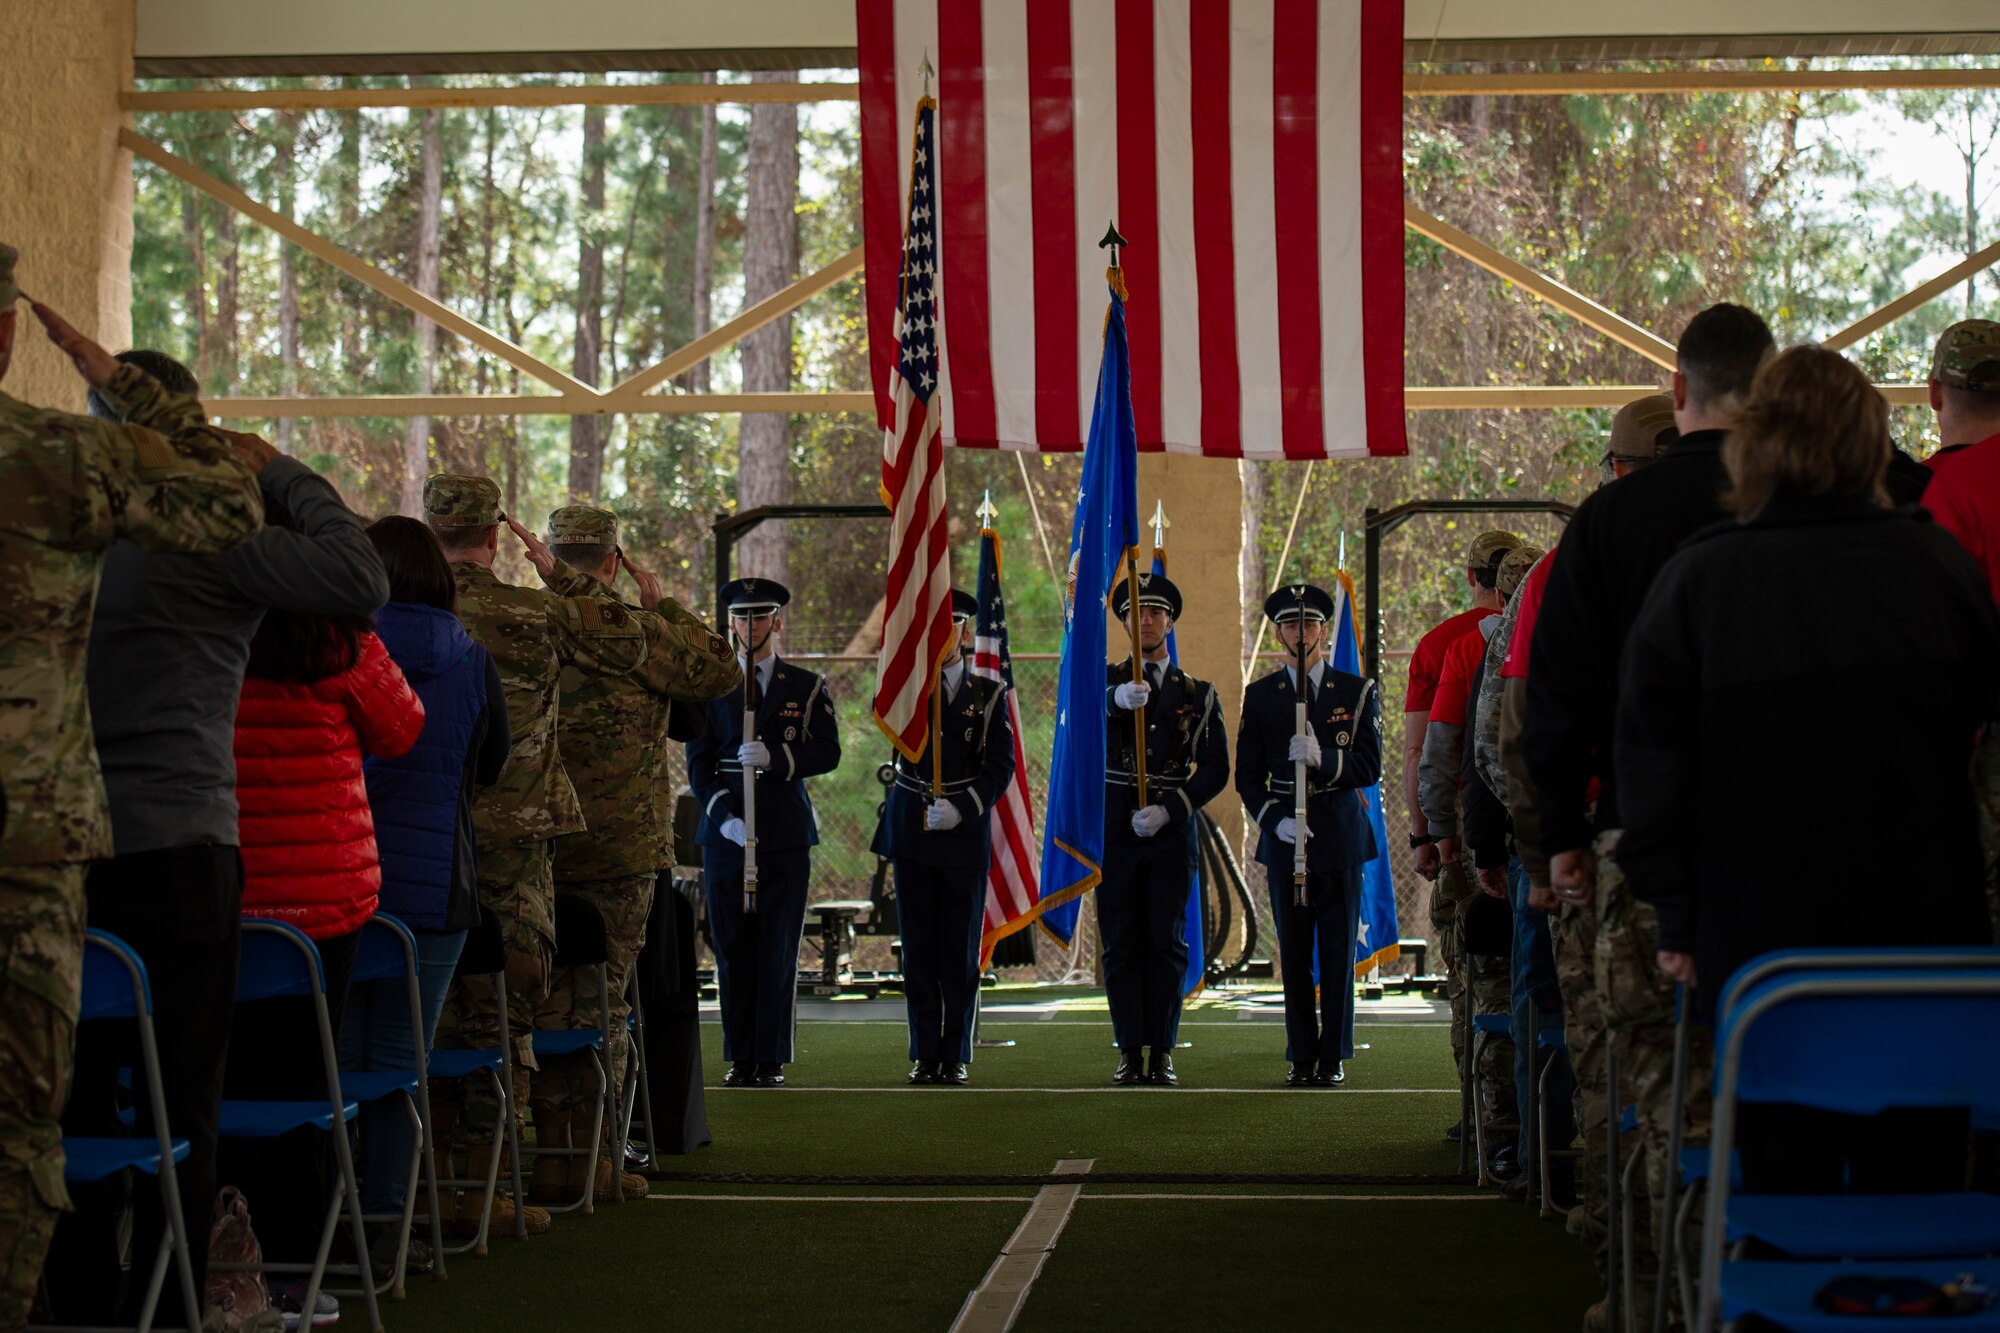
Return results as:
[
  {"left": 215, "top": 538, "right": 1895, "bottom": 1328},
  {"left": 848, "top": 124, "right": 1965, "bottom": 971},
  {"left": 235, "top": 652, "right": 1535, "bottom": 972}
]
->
[
  {"left": 403, "top": 99, "right": 444, "bottom": 517},
  {"left": 476, "top": 107, "right": 498, "bottom": 397},
  {"left": 1966, "top": 103, "right": 1980, "bottom": 319},
  {"left": 215, "top": 204, "right": 239, "bottom": 390},
  {"left": 736, "top": 71, "right": 799, "bottom": 587},
  {"left": 275, "top": 123, "right": 299, "bottom": 451},
  {"left": 567, "top": 99, "right": 608, "bottom": 503},
  {"left": 180, "top": 187, "right": 207, "bottom": 378},
  {"left": 691, "top": 73, "right": 719, "bottom": 394},
  {"left": 338, "top": 81, "right": 364, "bottom": 385}
]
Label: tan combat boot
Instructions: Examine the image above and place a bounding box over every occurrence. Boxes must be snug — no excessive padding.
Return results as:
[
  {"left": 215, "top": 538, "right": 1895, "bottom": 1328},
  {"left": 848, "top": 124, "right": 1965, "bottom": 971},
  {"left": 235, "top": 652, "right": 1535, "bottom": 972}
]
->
[
  {"left": 529, "top": 1110, "right": 572, "bottom": 1204},
  {"left": 456, "top": 1144, "right": 552, "bottom": 1238}
]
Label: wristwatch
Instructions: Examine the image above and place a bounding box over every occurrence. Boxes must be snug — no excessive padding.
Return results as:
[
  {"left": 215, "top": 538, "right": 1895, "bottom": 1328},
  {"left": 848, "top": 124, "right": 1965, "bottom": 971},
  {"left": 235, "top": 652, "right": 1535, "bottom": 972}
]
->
[{"left": 1407, "top": 833, "right": 1438, "bottom": 850}]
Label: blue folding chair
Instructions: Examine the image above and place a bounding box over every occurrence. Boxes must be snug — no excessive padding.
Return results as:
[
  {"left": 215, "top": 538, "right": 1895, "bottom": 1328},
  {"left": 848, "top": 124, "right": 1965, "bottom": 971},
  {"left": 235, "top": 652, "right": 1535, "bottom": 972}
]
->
[
  {"left": 206, "top": 921, "right": 381, "bottom": 1333},
  {"left": 29, "top": 931, "right": 200, "bottom": 1333},
  {"left": 1693, "top": 958, "right": 2000, "bottom": 1331},
  {"left": 1468, "top": 1012, "right": 1514, "bottom": 1187},
  {"left": 335, "top": 914, "right": 446, "bottom": 1297},
  {"left": 1664, "top": 950, "right": 1997, "bottom": 1328},
  {"left": 425, "top": 914, "right": 524, "bottom": 1255},
  {"left": 527, "top": 895, "right": 611, "bottom": 1216},
  {"left": 1529, "top": 1014, "right": 1576, "bottom": 1221},
  {"left": 614, "top": 976, "right": 657, "bottom": 1175}
]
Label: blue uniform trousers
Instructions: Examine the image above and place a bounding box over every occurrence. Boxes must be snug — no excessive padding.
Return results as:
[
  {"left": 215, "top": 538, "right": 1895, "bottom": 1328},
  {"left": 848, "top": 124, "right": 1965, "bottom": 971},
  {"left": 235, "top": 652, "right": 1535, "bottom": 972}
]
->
[
  {"left": 1099, "top": 835, "right": 1194, "bottom": 1052},
  {"left": 894, "top": 860, "right": 984, "bottom": 1063},
  {"left": 1265, "top": 863, "right": 1362, "bottom": 1065},
  {"left": 1508, "top": 856, "right": 1573, "bottom": 1161},
  {"left": 704, "top": 850, "right": 808, "bottom": 1065}
]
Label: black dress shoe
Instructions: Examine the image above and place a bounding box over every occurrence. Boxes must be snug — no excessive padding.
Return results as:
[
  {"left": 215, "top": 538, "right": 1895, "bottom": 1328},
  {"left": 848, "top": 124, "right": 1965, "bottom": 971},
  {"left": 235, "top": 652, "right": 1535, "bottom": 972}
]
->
[
  {"left": 1285, "top": 1061, "right": 1315, "bottom": 1087},
  {"left": 1313, "top": 1061, "right": 1345, "bottom": 1087},
  {"left": 908, "top": 1061, "right": 939, "bottom": 1085},
  {"left": 1487, "top": 1145, "right": 1522, "bottom": 1182},
  {"left": 1114, "top": 1051, "right": 1145, "bottom": 1085},
  {"left": 753, "top": 1063, "right": 785, "bottom": 1087},
  {"left": 1146, "top": 1050, "right": 1177, "bottom": 1086},
  {"left": 1444, "top": 1121, "right": 1464, "bottom": 1143},
  {"left": 723, "top": 1061, "right": 756, "bottom": 1086},
  {"left": 936, "top": 1061, "right": 969, "bottom": 1086}
]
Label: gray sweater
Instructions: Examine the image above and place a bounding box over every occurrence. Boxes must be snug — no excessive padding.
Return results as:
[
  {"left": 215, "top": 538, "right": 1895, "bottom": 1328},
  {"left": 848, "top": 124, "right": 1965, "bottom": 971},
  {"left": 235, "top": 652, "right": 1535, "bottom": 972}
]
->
[{"left": 86, "top": 456, "right": 390, "bottom": 855}]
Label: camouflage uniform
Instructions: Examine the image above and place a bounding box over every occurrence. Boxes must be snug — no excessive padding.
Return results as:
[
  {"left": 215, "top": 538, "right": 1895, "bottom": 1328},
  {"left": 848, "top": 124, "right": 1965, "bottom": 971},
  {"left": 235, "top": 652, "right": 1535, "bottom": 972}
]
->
[
  {"left": 534, "top": 506, "right": 738, "bottom": 1142},
  {"left": 0, "top": 265, "right": 264, "bottom": 1326},
  {"left": 424, "top": 477, "right": 652, "bottom": 1139}
]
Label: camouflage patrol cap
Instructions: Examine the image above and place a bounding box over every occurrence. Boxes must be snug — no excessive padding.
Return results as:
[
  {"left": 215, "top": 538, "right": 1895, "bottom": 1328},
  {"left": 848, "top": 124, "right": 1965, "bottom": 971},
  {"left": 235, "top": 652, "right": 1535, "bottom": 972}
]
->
[
  {"left": 547, "top": 504, "right": 618, "bottom": 545},
  {"left": 0, "top": 242, "right": 18, "bottom": 307},
  {"left": 1463, "top": 530, "right": 1522, "bottom": 571},
  {"left": 1931, "top": 319, "right": 2000, "bottom": 392},
  {"left": 1497, "top": 545, "right": 1545, "bottom": 601},
  {"left": 422, "top": 473, "right": 502, "bottom": 528},
  {"left": 1607, "top": 393, "right": 1679, "bottom": 461}
]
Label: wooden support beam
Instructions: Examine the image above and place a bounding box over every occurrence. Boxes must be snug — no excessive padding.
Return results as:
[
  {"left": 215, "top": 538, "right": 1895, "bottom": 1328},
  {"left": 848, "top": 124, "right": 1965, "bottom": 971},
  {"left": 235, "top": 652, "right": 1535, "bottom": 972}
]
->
[
  {"left": 1823, "top": 237, "right": 2000, "bottom": 351},
  {"left": 200, "top": 391, "right": 876, "bottom": 420},
  {"left": 1405, "top": 384, "right": 1929, "bottom": 409},
  {"left": 610, "top": 246, "right": 865, "bottom": 399},
  {"left": 1407, "top": 68, "right": 2000, "bottom": 97},
  {"left": 1405, "top": 202, "right": 1680, "bottom": 370},
  {"left": 122, "top": 81, "right": 858, "bottom": 112},
  {"left": 121, "top": 129, "right": 593, "bottom": 398}
]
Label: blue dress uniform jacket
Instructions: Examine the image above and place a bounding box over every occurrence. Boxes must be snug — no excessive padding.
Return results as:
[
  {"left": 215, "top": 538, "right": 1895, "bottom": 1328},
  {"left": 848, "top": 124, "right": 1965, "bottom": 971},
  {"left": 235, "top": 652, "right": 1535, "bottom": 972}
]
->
[
  {"left": 1235, "top": 661, "right": 1383, "bottom": 1066},
  {"left": 1099, "top": 659, "right": 1228, "bottom": 1052},
  {"left": 686, "top": 656, "right": 840, "bottom": 1066},
  {"left": 1235, "top": 664, "right": 1383, "bottom": 872},
  {"left": 869, "top": 668, "right": 1016, "bottom": 1064}
]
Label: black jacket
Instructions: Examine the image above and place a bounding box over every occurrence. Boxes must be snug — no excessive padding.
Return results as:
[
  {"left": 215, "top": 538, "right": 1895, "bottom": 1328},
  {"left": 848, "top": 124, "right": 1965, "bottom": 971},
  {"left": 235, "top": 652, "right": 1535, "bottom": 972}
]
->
[
  {"left": 1102, "top": 659, "right": 1229, "bottom": 849},
  {"left": 1524, "top": 430, "right": 1732, "bottom": 856},
  {"left": 1615, "top": 494, "right": 2000, "bottom": 1014},
  {"left": 1458, "top": 657, "right": 1511, "bottom": 871},
  {"left": 870, "top": 668, "right": 1016, "bottom": 871},
  {"left": 1235, "top": 664, "right": 1383, "bottom": 872},
  {"left": 688, "top": 656, "right": 841, "bottom": 871}
]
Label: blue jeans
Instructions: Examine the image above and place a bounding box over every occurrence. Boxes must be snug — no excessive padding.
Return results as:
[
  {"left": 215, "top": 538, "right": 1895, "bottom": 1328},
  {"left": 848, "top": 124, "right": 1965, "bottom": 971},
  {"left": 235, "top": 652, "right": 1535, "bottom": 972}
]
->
[
  {"left": 1508, "top": 859, "right": 1572, "bottom": 1163},
  {"left": 340, "top": 927, "right": 466, "bottom": 1213}
]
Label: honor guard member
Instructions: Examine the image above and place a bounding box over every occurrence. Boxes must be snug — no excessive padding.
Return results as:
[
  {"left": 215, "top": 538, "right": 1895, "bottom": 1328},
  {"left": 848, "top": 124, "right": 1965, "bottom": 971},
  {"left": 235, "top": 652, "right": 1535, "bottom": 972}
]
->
[
  {"left": 424, "top": 474, "right": 651, "bottom": 1238},
  {"left": 871, "top": 591, "right": 1017, "bottom": 1086},
  {"left": 1101, "top": 572, "right": 1228, "bottom": 1086},
  {"left": 687, "top": 578, "right": 841, "bottom": 1087},
  {"left": 1236, "top": 585, "right": 1384, "bottom": 1087},
  {"left": 535, "top": 505, "right": 738, "bottom": 1204}
]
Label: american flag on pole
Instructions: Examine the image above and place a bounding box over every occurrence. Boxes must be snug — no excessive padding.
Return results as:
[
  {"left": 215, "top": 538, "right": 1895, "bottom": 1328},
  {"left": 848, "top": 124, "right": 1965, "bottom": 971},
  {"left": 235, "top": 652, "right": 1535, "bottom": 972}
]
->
[
  {"left": 858, "top": 0, "right": 1406, "bottom": 459},
  {"left": 971, "top": 527, "right": 1040, "bottom": 961},
  {"left": 873, "top": 96, "right": 958, "bottom": 762}
]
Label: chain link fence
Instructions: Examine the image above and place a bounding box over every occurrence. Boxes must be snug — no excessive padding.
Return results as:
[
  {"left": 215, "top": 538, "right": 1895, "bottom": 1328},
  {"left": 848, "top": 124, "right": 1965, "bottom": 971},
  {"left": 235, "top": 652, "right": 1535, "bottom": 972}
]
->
[{"left": 668, "top": 651, "right": 1433, "bottom": 985}]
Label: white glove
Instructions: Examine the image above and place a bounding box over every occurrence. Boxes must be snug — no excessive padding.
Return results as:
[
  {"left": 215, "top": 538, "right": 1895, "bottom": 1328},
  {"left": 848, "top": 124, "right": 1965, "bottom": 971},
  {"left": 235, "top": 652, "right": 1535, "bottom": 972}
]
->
[
  {"left": 925, "top": 799, "right": 963, "bottom": 832},
  {"left": 1276, "top": 817, "right": 1299, "bottom": 845},
  {"left": 720, "top": 817, "right": 747, "bottom": 847},
  {"left": 1130, "top": 805, "right": 1170, "bottom": 838},
  {"left": 738, "top": 740, "right": 772, "bottom": 770},
  {"left": 1114, "top": 681, "right": 1152, "bottom": 711},
  {"left": 1287, "top": 733, "right": 1322, "bottom": 769}
]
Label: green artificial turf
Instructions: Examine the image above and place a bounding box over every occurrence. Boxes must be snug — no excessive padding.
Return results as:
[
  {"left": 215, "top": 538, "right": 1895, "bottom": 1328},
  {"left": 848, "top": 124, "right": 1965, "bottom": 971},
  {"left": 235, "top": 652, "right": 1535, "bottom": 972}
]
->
[{"left": 390, "top": 1019, "right": 1605, "bottom": 1332}]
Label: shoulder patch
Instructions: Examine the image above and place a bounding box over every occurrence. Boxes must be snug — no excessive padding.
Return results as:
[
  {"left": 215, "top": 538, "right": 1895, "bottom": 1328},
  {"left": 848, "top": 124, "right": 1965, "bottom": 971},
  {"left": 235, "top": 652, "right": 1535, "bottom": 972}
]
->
[{"left": 128, "top": 425, "right": 178, "bottom": 476}]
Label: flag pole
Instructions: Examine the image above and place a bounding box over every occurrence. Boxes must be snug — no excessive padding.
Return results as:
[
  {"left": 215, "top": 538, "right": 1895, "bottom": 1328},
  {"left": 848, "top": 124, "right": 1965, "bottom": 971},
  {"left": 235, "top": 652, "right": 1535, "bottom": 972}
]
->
[
  {"left": 741, "top": 620, "right": 761, "bottom": 916},
  {"left": 1293, "top": 585, "right": 1311, "bottom": 909},
  {"left": 1102, "top": 220, "right": 1147, "bottom": 808}
]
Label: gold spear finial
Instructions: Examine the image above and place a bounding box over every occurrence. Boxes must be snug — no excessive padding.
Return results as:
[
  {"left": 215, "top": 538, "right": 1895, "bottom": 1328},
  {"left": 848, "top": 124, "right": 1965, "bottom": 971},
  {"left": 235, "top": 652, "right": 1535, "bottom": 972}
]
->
[
  {"left": 1150, "top": 498, "right": 1170, "bottom": 551},
  {"left": 976, "top": 488, "right": 998, "bottom": 530}
]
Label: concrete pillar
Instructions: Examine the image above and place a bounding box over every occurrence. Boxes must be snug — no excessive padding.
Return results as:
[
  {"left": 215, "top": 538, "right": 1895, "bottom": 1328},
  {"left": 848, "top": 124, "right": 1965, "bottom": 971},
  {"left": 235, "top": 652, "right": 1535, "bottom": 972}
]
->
[
  {"left": 0, "top": 0, "right": 135, "bottom": 410},
  {"left": 1134, "top": 450, "right": 1245, "bottom": 852}
]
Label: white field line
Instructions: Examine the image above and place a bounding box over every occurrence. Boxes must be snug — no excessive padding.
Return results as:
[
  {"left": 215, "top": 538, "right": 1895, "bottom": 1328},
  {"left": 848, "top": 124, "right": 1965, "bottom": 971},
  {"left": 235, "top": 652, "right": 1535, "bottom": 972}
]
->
[
  {"left": 703, "top": 1085, "right": 1456, "bottom": 1094},
  {"left": 644, "top": 1192, "right": 1492, "bottom": 1204},
  {"left": 950, "top": 1159, "right": 1094, "bottom": 1333}
]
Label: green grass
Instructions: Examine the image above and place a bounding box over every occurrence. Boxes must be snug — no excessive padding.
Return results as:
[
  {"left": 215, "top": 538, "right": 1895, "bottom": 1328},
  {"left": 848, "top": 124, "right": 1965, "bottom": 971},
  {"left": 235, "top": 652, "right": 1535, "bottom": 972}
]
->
[{"left": 393, "top": 1018, "right": 1601, "bottom": 1331}]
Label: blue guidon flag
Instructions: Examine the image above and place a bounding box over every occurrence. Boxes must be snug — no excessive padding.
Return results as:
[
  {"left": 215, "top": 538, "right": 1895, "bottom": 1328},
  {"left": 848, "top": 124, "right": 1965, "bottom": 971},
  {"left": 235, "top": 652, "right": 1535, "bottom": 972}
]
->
[{"left": 1037, "top": 269, "right": 1141, "bottom": 947}]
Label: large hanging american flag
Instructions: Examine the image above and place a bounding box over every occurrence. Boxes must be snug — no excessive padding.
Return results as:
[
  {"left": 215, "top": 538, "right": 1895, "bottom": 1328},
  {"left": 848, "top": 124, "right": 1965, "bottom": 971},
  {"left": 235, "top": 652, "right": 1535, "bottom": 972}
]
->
[
  {"left": 859, "top": 0, "right": 1406, "bottom": 460},
  {"left": 873, "top": 96, "right": 958, "bottom": 762},
  {"left": 971, "top": 527, "right": 1040, "bottom": 960}
]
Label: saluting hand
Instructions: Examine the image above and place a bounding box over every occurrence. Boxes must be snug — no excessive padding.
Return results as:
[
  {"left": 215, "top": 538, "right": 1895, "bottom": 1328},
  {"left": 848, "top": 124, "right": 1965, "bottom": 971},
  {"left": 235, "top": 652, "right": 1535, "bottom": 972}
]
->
[
  {"left": 32, "top": 302, "right": 121, "bottom": 388},
  {"left": 506, "top": 516, "right": 557, "bottom": 576},
  {"left": 619, "top": 552, "right": 666, "bottom": 609}
]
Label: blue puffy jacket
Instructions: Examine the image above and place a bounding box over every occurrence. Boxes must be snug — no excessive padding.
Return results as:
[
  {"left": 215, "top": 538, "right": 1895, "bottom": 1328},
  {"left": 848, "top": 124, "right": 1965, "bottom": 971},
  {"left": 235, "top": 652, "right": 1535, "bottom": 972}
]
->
[{"left": 365, "top": 602, "right": 509, "bottom": 931}]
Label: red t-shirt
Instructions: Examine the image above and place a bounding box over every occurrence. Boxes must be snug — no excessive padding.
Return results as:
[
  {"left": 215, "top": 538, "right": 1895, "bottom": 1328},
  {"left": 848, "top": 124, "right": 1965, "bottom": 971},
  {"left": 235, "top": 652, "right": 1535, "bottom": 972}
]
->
[
  {"left": 1429, "top": 624, "right": 1492, "bottom": 728},
  {"left": 1500, "top": 550, "right": 1556, "bottom": 680},
  {"left": 1923, "top": 431, "right": 2000, "bottom": 608},
  {"left": 1406, "top": 606, "right": 1494, "bottom": 714}
]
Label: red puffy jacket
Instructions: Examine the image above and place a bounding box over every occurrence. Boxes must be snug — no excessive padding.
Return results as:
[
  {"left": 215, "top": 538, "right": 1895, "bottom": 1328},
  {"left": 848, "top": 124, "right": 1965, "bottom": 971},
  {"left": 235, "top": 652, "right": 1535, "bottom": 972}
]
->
[{"left": 235, "top": 631, "right": 425, "bottom": 940}]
